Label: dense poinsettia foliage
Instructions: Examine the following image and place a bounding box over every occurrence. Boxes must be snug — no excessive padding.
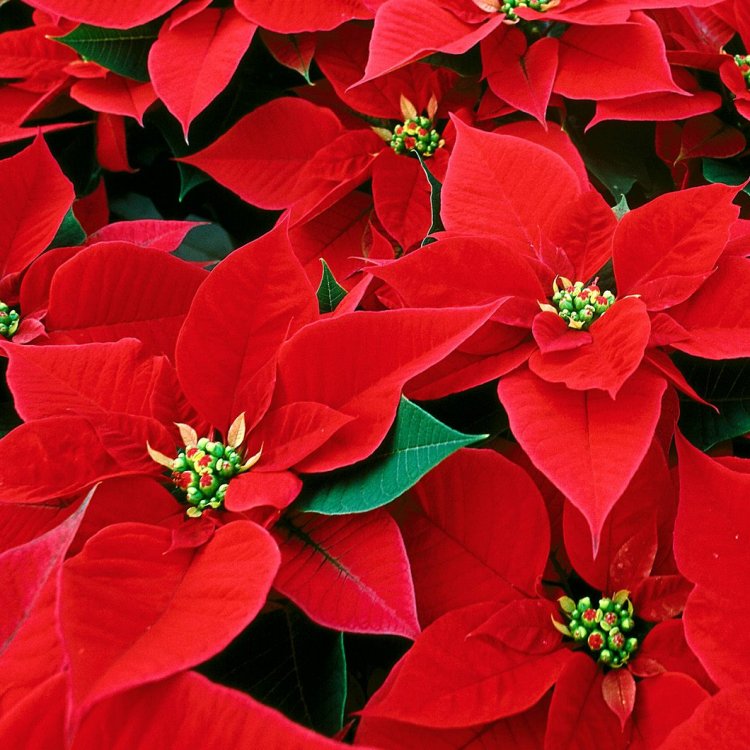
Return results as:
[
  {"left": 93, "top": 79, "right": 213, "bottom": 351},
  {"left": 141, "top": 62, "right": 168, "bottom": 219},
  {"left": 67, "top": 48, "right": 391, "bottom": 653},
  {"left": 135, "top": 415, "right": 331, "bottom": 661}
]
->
[{"left": 2, "top": 0, "right": 750, "bottom": 747}]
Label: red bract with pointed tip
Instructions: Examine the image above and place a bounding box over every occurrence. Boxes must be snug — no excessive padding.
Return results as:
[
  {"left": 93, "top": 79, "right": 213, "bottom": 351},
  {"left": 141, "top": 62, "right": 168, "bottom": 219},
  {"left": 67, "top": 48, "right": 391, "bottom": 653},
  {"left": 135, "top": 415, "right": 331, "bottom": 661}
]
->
[
  {"left": 674, "top": 433, "right": 750, "bottom": 688},
  {"left": 372, "top": 120, "right": 749, "bottom": 546},
  {"left": 0, "top": 220, "right": 499, "bottom": 672},
  {"left": 183, "top": 35, "right": 461, "bottom": 253},
  {"left": 148, "top": 3, "right": 257, "bottom": 139},
  {"left": 357, "top": 446, "right": 709, "bottom": 746},
  {"left": 357, "top": 0, "right": 719, "bottom": 121}
]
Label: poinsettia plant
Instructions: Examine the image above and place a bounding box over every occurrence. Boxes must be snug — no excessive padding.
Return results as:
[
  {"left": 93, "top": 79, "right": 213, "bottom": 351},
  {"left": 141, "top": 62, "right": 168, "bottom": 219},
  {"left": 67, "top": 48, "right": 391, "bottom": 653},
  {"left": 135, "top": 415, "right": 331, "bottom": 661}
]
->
[{"left": 3, "top": 0, "right": 750, "bottom": 747}]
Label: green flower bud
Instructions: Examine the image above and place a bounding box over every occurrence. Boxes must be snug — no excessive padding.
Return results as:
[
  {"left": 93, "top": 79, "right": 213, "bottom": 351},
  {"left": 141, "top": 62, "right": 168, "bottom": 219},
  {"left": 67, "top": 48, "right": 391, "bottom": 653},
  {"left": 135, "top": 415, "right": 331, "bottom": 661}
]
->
[
  {"left": 548, "top": 276, "right": 616, "bottom": 330},
  {"left": 152, "top": 416, "right": 263, "bottom": 518}
]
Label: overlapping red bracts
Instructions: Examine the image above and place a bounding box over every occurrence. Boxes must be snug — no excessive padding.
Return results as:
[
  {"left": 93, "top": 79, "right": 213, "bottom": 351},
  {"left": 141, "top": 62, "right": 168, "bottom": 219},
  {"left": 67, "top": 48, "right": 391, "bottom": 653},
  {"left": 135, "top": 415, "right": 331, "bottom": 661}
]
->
[
  {"left": 371, "top": 120, "right": 750, "bottom": 546},
  {"left": 2, "top": 0, "right": 750, "bottom": 745}
]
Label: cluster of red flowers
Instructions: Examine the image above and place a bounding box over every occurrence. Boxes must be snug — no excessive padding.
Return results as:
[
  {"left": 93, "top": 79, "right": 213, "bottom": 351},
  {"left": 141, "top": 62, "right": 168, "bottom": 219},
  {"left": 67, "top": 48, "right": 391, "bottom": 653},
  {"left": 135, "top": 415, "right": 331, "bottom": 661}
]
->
[{"left": 1, "top": 0, "right": 750, "bottom": 747}]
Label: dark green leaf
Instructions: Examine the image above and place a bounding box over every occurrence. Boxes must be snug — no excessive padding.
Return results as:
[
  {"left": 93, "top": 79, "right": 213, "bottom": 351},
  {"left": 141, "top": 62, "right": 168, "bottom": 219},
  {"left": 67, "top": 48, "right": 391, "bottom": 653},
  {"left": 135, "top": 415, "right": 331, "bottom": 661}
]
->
[
  {"left": 675, "top": 353, "right": 750, "bottom": 450},
  {"left": 177, "top": 163, "right": 210, "bottom": 202},
  {"left": 198, "top": 604, "right": 346, "bottom": 736},
  {"left": 702, "top": 158, "right": 750, "bottom": 195},
  {"left": 55, "top": 22, "right": 159, "bottom": 81},
  {"left": 296, "top": 396, "right": 486, "bottom": 515},
  {"left": 567, "top": 119, "right": 671, "bottom": 199},
  {"left": 422, "top": 47, "right": 482, "bottom": 77},
  {"left": 413, "top": 151, "right": 444, "bottom": 245},
  {"left": 110, "top": 192, "right": 162, "bottom": 220},
  {"left": 316, "top": 259, "right": 347, "bottom": 313},
  {"left": 172, "top": 217, "right": 234, "bottom": 265},
  {"left": 48, "top": 207, "right": 85, "bottom": 249}
]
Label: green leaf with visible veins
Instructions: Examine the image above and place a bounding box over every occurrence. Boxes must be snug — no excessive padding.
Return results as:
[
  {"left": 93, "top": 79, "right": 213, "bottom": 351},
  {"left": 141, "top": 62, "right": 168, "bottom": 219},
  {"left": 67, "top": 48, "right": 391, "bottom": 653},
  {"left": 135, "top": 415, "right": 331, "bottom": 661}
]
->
[
  {"left": 55, "top": 22, "right": 159, "bottom": 81},
  {"left": 675, "top": 353, "right": 750, "bottom": 450},
  {"left": 296, "top": 396, "right": 486, "bottom": 515},
  {"left": 316, "top": 259, "right": 347, "bottom": 313}
]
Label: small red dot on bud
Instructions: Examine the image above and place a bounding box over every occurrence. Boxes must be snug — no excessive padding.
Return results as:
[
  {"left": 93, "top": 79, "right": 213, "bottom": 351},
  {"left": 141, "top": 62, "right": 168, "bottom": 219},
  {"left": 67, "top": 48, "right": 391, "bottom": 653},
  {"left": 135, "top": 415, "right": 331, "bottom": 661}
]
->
[
  {"left": 604, "top": 612, "right": 617, "bottom": 625},
  {"left": 582, "top": 609, "right": 597, "bottom": 622},
  {"left": 173, "top": 471, "right": 192, "bottom": 489},
  {"left": 199, "top": 474, "right": 213, "bottom": 488},
  {"left": 588, "top": 633, "right": 604, "bottom": 650}
]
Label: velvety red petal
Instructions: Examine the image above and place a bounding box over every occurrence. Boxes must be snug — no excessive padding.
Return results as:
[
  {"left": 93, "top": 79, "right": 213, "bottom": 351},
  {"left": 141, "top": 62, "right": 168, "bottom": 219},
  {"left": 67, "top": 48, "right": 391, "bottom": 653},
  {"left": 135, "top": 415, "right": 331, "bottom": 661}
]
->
[
  {"left": 355, "top": 698, "right": 549, "bottom": 749},
  {"left": 273, "top": 510, "right": 419, "bottom": 637},
  {"left": 73, "top": 670, "right": 363, "bottom": 749},
  {"left": 46, "top": 242, "right": 206, "bottom": 359},
  {"left": 62, "top": 521, "right": 279, "bottom": 712},
  {"left": 659, "top": 684, "right": 750, "bottom": 749},
  {"left": 276, "top": 304, "right": 498, "bottom": 472},
  {"left": 0, "top": 135, "right": 74, "bottom": 279},
  {"left": 669, "top": 258, "right": 750, "bottom": 359},
  {"left": 70, "top": 75, "right": 157, "bottom": 124},
  {"left": 180, "top": 98, "right": 342, "bottom": 209},
  {"left": 498, "top": 368, "right": 667, "bottom": 553},
  {"left": 482, "top": 28, "right": 558, "bottom": 125},
  {"left": 612, "top": 183, "right": 739, "bottom": 310},
  {"left": 554, "top": 16, "right": 681, "bottom": 100},
  {"left": 441, "top": 119, "right": 581, "bottom": 248},
  {"left": 87, "top": 220, "right": 203, "bottom": 251},
  {"left": 544, "top": 654, "right": 625, "bottom": 749},
  {"left": 403, "top": 448, "right": 550, "bottom": 625},
  {"left": 235, "top": 0, "right": 372, "bottom": 32},
  {"left": 528, "top": 298, "right": 651, "bottom": 398},
  {"left": 224, "top": 469, "right": 302, "bottom": 512},
  {"left": 175, "top": 221, "right": 318, "bottom": 431},
  {"left": 149, "top": 7, "right": 256, "bottom": 138},
  {"left": 5, "top": 339, "right": 185, "bottom": 425},
  {"left": 362, "top": 601, "right": 571, "bottom": 727}
]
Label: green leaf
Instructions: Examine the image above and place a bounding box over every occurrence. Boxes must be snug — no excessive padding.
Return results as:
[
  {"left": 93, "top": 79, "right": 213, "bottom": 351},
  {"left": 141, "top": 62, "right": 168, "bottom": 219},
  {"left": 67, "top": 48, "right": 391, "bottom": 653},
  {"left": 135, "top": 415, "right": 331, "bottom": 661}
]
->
[
  {"left": 296, "top": 397, "right": 486, "bottom": 515},
  {"left": 702, "top": 158, "right": 750, "bottom": 196},
  {"left": 172, "top": 218, "right": 234, "bottom": 265},
  {"left": 674, "top": 353, "right": 750, "bottom": 450},
  {"left": 413, "top": 151, "right": 444, "bottom": 245},
  {"left": 316, "top": 259, "right": 347, "bottom": 313},
  {"left": 612, "top": 193, "right": 629, "bottom": 221},
  {"left": 55, "top": 21, "right": 159, "bottom": 81},
  {"left": 48, "top": 206, "right": 85, "bottom": 249},
  {"left": 566, "top": 119, "right": 671, "bottom": 199},
  {"left": 197, "top": 604, "right": 346, "bottom": 736}
]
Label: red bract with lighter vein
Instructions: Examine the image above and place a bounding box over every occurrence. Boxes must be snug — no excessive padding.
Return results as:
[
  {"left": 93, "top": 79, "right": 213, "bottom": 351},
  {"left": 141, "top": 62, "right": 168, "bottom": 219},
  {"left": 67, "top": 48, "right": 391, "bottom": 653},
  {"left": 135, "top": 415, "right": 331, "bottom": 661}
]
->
[
  {"left": 0, "top": 219, "right": 502, "bottom": 726},
  {"left": 372, "top": 119, "right": 750, "bottom": 547},
  {"left": 357, "top": 446, "right": 710, "bottom": 748}
]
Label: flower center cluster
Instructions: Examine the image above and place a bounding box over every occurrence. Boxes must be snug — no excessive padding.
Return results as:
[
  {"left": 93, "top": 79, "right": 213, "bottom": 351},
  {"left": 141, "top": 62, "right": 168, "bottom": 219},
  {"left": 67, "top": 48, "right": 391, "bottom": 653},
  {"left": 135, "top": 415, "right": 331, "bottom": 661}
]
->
[
  {"left": 551, "top": 276, "right": 615, "bottom": 330},
  {"left": 499, "top": 0, "right": 557, "bottom": 23},
  {"left": 390, "top": 116, "right": 444, "bottom": 158},
  {"left": 734, "top": 54, "right": 750, "bottom": 87},
  {"left": 148, "top": 414, "right": 261, "bottom": 518},
  {"left": 171, "top": 437, "right": 244, "bottom": 516},
  {"left": 555, "top": 591, "right": 638, "bottom": 669},
  {"left": 0, "top": 301, "right": 20, "bottom": 338}
]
